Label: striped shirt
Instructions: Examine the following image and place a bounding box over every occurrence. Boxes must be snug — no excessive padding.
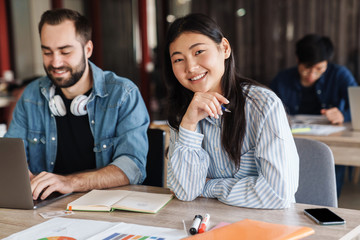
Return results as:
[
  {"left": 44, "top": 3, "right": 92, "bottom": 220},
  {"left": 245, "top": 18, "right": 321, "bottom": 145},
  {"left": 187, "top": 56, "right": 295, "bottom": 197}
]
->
[{"left": 167, "top": 86, "right": 299, "bottom": 209}]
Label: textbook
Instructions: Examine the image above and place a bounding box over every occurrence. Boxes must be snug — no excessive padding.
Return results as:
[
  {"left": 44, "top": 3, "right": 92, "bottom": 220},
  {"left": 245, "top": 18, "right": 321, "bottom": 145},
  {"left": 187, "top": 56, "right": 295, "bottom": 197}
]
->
[
  {"left": 183, "top": 219, "right": 314, "bottom": 240},
  {"left": 67, "top": 189, "right": 173, "bottom": 213}
]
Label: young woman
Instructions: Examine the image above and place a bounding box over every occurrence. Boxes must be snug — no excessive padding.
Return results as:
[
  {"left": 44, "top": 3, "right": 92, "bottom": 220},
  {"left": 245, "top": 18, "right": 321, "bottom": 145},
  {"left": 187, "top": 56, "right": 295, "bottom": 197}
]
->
[{"left": 164, "top": 13, "right": 299, "bottom": 209}]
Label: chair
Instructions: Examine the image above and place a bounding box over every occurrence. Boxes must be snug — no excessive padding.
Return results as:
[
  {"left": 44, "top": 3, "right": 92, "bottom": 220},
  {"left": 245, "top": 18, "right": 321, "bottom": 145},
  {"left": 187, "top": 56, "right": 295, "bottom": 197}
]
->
[
  {"left": 294, "top": 137, "right": 338, "bottom": 207},
  {"left": 142, "top": 128, "right": 166, "bottom": 187}
]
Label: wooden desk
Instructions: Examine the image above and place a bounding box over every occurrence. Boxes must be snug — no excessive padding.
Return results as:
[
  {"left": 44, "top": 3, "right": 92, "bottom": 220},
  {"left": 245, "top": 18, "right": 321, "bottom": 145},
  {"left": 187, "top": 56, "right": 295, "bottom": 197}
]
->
[
  {"left": 294, "top": 123, "right": 360, "bottom": 167},
  {"left": 1, "top": 185, "right": 360, "bottom": 239}
]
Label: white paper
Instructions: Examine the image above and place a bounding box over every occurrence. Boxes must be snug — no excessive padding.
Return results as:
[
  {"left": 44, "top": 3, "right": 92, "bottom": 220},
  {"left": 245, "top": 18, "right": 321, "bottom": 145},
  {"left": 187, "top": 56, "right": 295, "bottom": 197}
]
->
[
  {"left": 3, "top": 218, "right": 116, "bottom": 240},
  {"left": 291, "top": 123, "right": 346, "bottom": 136},
  {"left": 4, "top": 217, "right": 187, "bottom": 240},
  {"left": 88, "top": 222, "right": 187, "bottom": 240}
]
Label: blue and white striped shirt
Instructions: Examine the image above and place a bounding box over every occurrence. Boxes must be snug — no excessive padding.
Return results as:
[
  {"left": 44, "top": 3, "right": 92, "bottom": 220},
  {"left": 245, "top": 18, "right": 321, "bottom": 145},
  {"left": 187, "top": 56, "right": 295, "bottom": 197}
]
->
[{"left": 167, "top": 86, "right": 299, "bottom": 209}]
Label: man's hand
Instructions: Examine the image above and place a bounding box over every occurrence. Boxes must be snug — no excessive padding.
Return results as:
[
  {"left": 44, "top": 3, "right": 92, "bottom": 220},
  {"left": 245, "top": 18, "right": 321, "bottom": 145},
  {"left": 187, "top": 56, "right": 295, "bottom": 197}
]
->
[
  {"left": 30, "top": 165, "right": 130, "bottom": 200},
  {"left": 31, "top": 172, "right": 74, "bottom": 200},
  {"left": 321, "top": 107, "right": 344, "bottom": 124},
  {"left": 28, "top": 170, "right": 35, "bottom": 181}
]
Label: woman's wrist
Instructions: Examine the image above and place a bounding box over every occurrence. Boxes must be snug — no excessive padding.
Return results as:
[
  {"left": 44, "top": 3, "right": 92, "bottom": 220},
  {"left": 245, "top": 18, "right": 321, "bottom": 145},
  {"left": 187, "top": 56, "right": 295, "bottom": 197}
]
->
[{"left": 180, "top": 120, "right": 197, "bottom": 132}]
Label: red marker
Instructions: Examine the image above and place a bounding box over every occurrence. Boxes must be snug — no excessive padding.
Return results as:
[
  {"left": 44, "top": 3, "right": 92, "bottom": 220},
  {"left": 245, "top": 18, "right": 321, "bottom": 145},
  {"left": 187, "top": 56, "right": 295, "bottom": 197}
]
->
[{"left": 198, "top": 213, "right": 210, "bottom": 233}]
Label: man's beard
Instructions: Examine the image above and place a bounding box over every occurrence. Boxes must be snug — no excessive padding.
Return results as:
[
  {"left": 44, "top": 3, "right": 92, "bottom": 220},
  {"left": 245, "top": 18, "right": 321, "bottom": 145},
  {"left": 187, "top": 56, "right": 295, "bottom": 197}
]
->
[{"left": 44, "top": 54, "right": 86, "bottom": 88}]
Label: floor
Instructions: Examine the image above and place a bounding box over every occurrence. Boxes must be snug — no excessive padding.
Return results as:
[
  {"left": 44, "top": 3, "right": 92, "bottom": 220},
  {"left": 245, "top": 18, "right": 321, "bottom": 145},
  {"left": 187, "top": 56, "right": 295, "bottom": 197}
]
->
[{"left": 338, "top": 171, "right": 360, "bottom": 210}]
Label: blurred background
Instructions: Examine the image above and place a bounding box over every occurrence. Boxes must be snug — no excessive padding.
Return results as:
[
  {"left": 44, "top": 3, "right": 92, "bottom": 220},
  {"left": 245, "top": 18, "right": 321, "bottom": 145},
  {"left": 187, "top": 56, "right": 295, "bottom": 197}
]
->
[{"left": 1, "top": 0, "right": 360, "bottom": 122}]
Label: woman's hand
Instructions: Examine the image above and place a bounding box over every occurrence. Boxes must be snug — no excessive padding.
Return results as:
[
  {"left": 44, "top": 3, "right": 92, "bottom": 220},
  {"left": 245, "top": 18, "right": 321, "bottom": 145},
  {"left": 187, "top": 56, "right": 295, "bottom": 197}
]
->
[{"left": 180, "top": 92, "right": 229, "bottom": 131}]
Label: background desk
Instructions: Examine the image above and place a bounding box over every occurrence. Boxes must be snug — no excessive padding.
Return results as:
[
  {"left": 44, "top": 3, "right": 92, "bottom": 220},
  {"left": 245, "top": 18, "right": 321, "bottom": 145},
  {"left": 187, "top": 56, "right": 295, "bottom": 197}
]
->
[
  {"left": 1, "top": 185, "right": 360, "bottom": 239},
  {"left": 293, "top": 123, "right": 360, "bottom": 167},
  {"left": 294, "top": 123, "right": 360, "bottom": 183}
]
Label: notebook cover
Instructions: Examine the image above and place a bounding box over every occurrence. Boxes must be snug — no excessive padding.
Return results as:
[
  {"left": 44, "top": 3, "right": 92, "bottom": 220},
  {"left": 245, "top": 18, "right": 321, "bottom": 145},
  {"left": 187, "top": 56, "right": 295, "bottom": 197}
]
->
[{"left": 182, "top": 218, "right": 315, "bottom": 240}]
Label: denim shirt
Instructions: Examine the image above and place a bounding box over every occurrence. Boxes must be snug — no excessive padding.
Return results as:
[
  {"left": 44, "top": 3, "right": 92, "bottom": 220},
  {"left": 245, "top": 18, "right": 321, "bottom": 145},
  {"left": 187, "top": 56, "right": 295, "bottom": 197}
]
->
[
  {"left": 270, "top": 63, "right": 358, "bottom": 121},
  {"left": 5, "top": 61, "right": 150, "bottom": 184}
]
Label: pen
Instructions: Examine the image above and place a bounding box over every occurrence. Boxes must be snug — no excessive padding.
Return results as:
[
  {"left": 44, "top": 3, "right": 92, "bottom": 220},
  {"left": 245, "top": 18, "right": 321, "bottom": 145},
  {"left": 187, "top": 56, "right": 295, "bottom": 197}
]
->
[
  {"left": 189, "top": 215, "right": 203, "bottom": 235},
  {"left": 221, "top": 105, "right": 231, "bottom": 113},
  {"left": 198, "top": 213, "right": 210, "bottom": 233}
]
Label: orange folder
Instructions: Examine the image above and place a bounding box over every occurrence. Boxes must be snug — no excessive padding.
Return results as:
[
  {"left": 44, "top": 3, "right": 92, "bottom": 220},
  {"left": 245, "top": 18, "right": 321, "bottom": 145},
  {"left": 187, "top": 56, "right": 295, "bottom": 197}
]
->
[{"left": 182, "top": 219, "right": 315, "bottom": 240}]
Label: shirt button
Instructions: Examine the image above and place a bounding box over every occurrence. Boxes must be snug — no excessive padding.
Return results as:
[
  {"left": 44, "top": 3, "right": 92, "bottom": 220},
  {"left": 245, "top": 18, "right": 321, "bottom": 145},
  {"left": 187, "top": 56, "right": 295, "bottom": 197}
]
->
[
  {"left": 317, "top": 90, "right": 322, "bottom": 94},
  {"left": 50, "top": 162, "right": 54, "bottom": 165},
  {"left": 103, "top": 144, "right": 107, "bottom": 149},
  {"left": 51, "top": 114, "right": 54, "bottom": 117},
  {"left": 91, "top": 120, "right": 95, "bottom": 124},
  {"left": 33, "top": 138, "right": 38, "bottom": 142},
  {"left": 51, "top": 137, "right": 56, "bottom": 141},
  {"left": 215, "top": 147, "right": 219, "bottom": 151}
]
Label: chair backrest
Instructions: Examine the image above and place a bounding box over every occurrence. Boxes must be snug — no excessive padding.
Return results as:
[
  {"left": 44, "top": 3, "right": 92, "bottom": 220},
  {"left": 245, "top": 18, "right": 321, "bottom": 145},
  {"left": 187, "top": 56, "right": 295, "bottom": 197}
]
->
[
  {"left": 142, "top": 128, "right": 166, "bottom": 187},
  {"left": 294, "top": 137, "right": 338, "bottom": 207}
]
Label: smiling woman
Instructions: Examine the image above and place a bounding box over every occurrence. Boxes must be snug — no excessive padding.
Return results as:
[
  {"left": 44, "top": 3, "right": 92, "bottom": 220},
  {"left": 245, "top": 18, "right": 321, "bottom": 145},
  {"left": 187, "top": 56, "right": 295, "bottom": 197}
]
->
[
  {"left": 169, "top": 32, "right": 230, "bottom": 95},
  {"left": 163, "top": 13, "right": 300, "bottom": 209}
]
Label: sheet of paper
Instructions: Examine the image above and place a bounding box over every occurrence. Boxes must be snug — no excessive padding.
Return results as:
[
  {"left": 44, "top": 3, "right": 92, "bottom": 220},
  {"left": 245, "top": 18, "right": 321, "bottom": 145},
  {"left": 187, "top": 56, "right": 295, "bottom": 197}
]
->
[
  {"left": 39, "top": 210, "right": 74, "bottom": 219},
  {"left": 88, "top": 222, "right": 187, "bottom": 240},
  {"left": 4, "top": 217, "right": 187, "bottom": 240},
  {"left": 291, "top": 123, "right": 346, "bottom": 136},
  {"left": 3, "top": 218, "right": 116, "bottom": 240}
]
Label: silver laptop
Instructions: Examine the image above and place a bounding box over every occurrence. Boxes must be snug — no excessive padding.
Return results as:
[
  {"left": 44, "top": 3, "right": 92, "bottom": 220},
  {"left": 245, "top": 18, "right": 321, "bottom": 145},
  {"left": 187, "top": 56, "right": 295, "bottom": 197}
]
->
[
  {"left": 0, "top": 138, "right": 70, "bottom": 209},
  {"left": 348, "top": 87, "right": 360, "bottom": 131}
]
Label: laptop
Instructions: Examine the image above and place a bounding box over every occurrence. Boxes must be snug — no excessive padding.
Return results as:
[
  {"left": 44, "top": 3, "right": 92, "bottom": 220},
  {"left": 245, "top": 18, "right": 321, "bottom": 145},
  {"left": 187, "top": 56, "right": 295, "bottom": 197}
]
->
[
  {"left": 348, "top": 87, "right": 360, "bottom": 131},
  {"left": 0, "top": 138, "right": 70, "bottom": 209}
]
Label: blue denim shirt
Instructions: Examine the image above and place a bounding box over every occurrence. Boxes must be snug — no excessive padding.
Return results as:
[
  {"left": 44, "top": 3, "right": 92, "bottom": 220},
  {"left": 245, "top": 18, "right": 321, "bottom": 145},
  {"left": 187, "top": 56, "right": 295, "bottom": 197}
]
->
[
  {"left": 270, "top": 63, "right": 358, "bottom": 121},
  {"left": 5, "top": 61, "right": 150, "bottom": 184}
]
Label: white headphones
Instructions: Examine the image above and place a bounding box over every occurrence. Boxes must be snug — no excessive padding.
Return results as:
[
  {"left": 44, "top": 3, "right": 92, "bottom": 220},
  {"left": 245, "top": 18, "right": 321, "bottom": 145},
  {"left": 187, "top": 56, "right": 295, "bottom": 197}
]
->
[{"left": 48, "top": 85, "right": 90, "bottom": 116}]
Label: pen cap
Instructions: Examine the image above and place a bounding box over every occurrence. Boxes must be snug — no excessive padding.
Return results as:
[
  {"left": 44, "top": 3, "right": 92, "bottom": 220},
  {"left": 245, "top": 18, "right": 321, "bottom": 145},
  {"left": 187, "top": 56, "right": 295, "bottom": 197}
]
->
[
  {"left": 198, "top": 214, "right": 210, "bottom": 233},
  {"left": 189, "top": 215, "right": 203, "bottom": 235}
]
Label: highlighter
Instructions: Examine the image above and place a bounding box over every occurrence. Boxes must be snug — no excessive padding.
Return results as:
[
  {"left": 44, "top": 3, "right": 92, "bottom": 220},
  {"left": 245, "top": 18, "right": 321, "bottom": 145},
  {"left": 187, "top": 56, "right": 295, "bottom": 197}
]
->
[
  {"left": 291, "top": 127, "right": 311, "bottom": 134},
  {"left": 189, "top": 215, "right": 203, "bottom": 235}
]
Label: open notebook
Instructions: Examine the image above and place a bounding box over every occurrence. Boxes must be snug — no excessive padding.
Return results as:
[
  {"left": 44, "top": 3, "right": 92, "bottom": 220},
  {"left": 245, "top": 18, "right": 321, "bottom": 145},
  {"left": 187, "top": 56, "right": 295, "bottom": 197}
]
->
[
  {"left": 67, "top": 189, "right": 173, "bottom": 213},
  {"left": 0, "top": 138, "right": 70, "bottom": 209}
]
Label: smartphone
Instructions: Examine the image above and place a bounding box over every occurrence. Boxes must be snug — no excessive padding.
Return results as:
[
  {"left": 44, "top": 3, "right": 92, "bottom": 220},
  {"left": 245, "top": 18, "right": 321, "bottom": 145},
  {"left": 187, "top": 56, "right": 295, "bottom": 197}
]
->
[{"left": 304, "top": 208, "right": 345, "bottom": 225}]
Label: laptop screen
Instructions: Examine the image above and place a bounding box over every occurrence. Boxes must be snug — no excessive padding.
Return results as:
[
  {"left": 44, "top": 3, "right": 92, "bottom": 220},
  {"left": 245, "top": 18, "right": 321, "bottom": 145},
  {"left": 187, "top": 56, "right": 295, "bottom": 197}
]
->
[{"left": 0, "top": 138, "right": 70, "bottom": 209}]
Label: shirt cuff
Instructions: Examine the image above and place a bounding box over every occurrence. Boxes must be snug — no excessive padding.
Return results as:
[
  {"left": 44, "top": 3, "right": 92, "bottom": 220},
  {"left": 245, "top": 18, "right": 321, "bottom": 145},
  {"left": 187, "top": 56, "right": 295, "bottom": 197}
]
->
[
  {"left": 202, "top": 178, "right": 221, "bottom": 198},
  {"left": 179, "top": 126, "right": 204, "bottom": 149},
  {"left": 111, "top": 155, "right": 142, "bottom": 184}
]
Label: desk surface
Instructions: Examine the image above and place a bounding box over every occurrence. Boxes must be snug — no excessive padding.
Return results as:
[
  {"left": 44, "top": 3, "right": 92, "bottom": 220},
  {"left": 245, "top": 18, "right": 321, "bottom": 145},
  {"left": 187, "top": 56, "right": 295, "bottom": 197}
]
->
[
  {"left": 293, "top": 123, "right": 360, "bottom": 148},
  {"left": 1, "top": 185, "right": 360, "bottom": 239},
  {"left": 294, "top": 123, "right": 360, "bottom": 167}
]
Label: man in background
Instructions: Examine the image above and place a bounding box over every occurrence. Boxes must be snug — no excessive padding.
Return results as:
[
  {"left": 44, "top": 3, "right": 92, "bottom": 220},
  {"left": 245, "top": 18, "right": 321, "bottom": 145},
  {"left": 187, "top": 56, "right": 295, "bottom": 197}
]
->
[
  {"left": 270, "top": 34, "right": 358, "bottom": 197},
  {"left": 5, "top": 8, "right": 149, "bottom": 200}
]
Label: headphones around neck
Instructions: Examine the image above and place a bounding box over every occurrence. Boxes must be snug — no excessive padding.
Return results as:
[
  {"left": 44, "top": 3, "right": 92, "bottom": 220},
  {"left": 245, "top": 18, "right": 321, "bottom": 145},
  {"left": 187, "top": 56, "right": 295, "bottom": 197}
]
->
[{"left": 48, "top": 85, "right": 90, "bottom": 116}]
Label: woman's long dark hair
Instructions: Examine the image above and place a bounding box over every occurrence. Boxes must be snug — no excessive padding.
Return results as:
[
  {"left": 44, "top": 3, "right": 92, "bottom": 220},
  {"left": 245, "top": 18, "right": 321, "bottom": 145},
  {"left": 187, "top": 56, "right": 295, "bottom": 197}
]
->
[{"left": 164, "top": 13, "right": 259, "bottom": 168}]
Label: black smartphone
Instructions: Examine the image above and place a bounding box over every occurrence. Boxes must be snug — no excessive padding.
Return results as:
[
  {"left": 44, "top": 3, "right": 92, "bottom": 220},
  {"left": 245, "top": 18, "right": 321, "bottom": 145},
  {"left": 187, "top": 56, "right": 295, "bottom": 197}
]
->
[{"left": 304, "top": 208, "right": 345, "bottom": 225}]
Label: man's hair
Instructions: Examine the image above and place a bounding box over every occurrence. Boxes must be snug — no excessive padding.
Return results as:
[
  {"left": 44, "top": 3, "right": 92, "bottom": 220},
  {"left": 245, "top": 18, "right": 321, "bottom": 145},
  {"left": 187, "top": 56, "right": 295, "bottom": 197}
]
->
[
  {"left": 38, "top": 8, "right": 92, "bottom": 45},
  {"left": 295, "top": 34, "right": 334, "bottom": 67}
]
